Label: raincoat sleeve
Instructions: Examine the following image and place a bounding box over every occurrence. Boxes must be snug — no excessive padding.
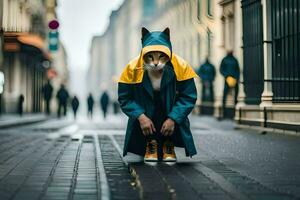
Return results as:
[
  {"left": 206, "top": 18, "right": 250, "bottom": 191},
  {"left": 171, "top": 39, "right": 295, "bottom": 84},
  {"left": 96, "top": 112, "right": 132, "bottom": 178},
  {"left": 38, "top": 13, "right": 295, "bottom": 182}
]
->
[
  {"left": 167, "top": 78, "right": 197, "bottom": 124},
  {"left": 118, "top": 83, "right": 145, "bottom": 120}
]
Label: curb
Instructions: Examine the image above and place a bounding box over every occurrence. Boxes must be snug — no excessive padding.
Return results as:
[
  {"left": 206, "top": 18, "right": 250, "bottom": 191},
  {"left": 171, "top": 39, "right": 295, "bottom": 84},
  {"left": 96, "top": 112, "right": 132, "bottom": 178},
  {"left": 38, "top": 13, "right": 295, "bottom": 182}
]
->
[
  {"left": 0, "top": 117, "right": 50, "bottom": 129},
  {"left": 235, "top": 124, "right": 300, "bottom": 137}
]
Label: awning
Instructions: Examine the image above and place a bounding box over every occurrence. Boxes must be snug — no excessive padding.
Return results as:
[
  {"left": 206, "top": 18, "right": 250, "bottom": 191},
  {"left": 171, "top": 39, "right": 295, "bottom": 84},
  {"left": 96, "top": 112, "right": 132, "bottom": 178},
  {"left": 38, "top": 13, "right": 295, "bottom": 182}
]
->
[
  {"left": 4, "top": 32, "right": 52, "bottom": 61},
  {"left": 18, "top": 34, "right": 45, "bottom": 51},
  {"left": 17, "top": 34, "right": 52, "bottom": 61}
]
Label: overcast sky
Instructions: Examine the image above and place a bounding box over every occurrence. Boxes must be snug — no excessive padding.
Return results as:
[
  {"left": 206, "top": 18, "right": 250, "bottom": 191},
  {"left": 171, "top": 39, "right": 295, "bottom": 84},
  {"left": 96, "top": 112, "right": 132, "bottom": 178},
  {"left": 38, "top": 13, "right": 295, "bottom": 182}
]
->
[{"left": 57, "top": 0, "right": 123, "bottom": 70}]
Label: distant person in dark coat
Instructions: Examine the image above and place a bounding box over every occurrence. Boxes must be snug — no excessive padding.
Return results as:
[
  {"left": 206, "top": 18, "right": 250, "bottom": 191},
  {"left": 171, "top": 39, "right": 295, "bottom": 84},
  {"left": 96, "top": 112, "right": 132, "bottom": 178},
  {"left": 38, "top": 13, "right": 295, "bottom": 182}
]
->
[
  {"left": 71, "top": 96, "right": 79, "bottom": 119},
  {"left": 220, "top": 50, "right": 240, "bottom": 118},
  {"left": 100, "top": 91, "right": 110, "bottom": 119},
  {"left": 56, "top": 84, "right": 69, "bottom": 118},
  {"left": 18, "top": 94, "right": 24, "bottom": 116},
  {"left": 42, "top": 80, "right": 53, "bottom": 115},
  {"left": 87, "top": 93, "right": 94, "bottom": 119},
  {"left": 197, "top": 57, "right": 216, "bottom": 102}
]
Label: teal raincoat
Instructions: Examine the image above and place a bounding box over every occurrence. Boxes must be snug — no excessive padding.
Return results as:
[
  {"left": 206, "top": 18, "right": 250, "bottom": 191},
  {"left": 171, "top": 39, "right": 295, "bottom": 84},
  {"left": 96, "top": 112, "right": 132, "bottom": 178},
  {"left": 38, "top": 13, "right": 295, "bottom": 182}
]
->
[{"left": 118, "top": 30, "right": 198, "bottom": 157}]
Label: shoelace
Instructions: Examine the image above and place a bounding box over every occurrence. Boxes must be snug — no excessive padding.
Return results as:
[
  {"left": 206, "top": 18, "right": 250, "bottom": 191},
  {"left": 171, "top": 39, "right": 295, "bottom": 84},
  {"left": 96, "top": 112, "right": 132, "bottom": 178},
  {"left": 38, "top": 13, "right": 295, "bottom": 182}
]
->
[
  {"left": 147, "top": 141, "right": 157, "bottom": 154},
  {"left": 165, "top": 142, "right": 174, "bottom": 154}
]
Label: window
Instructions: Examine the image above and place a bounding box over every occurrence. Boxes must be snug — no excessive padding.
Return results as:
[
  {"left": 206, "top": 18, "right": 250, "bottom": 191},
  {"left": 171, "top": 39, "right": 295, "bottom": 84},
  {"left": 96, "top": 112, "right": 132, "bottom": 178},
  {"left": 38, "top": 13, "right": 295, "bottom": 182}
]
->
[
  {"left": 197, "top": 0, "right": 201, "bottom": 21},
  {"left": 207, "top": 29, "right": 212, "bottom": 57},
  {"left": 241, "top": 0, "right": 264, "bottom": 104},
  {"left": 271, "top": 0, "right": 300, "bottom": 102},
  {"left": 207, "top": 0, "right": 213, "bottom": 17},
  {"left": 189, "top": 2, "right": 193, "bottom": 21},
  {"left": 197, "top": 34, "right": 201, "bottom": 64},
  {"left": 221, "top": 16, "right": 225, "bottom": 47}
]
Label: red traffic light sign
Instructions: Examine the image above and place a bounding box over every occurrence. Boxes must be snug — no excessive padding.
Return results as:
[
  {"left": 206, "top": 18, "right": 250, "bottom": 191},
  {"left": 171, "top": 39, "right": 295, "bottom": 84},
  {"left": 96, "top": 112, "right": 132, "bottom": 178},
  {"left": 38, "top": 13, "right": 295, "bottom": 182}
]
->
[{"left": 48, "top": 20, "right": 59, "bottom": 30}]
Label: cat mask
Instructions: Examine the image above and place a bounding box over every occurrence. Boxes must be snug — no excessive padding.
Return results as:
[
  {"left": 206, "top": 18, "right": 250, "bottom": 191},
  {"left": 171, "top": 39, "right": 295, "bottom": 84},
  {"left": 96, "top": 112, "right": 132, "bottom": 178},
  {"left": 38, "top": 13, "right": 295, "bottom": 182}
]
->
[{"left": 141, "top": 27, "right": 172, "bottom": 71}]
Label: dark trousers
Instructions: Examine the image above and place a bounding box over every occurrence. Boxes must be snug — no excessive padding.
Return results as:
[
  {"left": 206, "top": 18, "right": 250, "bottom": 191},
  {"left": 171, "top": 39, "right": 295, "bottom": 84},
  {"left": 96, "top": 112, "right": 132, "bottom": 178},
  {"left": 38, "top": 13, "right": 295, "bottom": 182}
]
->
[
  {"left": 146, "top": 90, "right": 171, "bottom": 159},
  {"left": 45, "top": 100, "right": 51, "bottom": 115},
  {"left": 72, "top": 108, "right": 78, "bottom": 119},
  {"left": 88, "top": 109, "right": 93, "bottom": 119},
  {"left": 202, "top": 81, "right": 214, "bottom": 102},
  {"left": 101, "top": 106, "right": 108, "bottom": 118},
  {"left": 18, "top": 105, "right": 23, "bottom": 116},
  {"left": 222, "top": 81, "right": 239, "bottom": 117},
  {"left": 57, "top": 103, "right": 67, "bottom": 118},
  {"left": 73, "top": 111, "right": 77, "bottom": 119}
]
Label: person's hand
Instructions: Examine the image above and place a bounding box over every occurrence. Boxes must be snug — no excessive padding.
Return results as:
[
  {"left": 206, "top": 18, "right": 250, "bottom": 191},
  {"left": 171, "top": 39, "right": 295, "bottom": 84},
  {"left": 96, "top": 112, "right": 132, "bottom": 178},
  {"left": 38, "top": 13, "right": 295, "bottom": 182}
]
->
[
  {"left": 138, "top": 114, "right": 156, "bottom": 136},
  {"left": 161, "top": 118, "right": 175, "bottom": 136}
]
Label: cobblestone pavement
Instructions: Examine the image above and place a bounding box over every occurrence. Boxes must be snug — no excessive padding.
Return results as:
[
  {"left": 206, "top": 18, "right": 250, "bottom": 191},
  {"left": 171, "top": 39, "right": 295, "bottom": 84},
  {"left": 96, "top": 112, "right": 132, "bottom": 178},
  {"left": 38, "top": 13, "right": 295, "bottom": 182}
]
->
[{"left": 0, "top": 114, "right": 299, "bottom": 200}]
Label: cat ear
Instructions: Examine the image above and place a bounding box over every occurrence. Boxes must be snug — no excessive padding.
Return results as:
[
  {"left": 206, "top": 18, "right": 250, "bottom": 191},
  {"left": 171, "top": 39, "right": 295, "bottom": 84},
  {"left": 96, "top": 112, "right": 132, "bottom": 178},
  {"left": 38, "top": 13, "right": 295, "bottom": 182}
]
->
[
  {"left": 141, "top": 27, "right": 150, "bottom": 41},
  {"left": 162, "top": 27, "right": 170, "bottom": 39}
]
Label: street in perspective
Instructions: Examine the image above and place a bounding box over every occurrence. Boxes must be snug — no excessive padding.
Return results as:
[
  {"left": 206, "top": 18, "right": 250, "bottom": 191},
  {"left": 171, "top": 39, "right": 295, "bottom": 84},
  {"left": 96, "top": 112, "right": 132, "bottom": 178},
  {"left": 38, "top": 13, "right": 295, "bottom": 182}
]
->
[{"left": 0, "top": 0, "right": 299, "bottom": 200}]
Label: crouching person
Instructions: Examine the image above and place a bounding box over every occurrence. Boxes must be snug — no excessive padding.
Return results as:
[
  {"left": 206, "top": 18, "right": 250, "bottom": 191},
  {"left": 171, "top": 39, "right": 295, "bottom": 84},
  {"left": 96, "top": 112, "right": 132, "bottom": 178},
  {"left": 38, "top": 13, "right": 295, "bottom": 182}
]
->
[{"left": 118, "top": 27, "right": 198, "bottom": 162}]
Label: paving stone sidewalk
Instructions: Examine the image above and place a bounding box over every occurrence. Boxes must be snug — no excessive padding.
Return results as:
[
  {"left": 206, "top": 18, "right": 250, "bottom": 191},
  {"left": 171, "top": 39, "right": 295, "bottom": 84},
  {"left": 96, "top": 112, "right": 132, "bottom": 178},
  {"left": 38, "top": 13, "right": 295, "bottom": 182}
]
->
[{"left": 0, "top": 116, "right": 299, "bottom": 200}]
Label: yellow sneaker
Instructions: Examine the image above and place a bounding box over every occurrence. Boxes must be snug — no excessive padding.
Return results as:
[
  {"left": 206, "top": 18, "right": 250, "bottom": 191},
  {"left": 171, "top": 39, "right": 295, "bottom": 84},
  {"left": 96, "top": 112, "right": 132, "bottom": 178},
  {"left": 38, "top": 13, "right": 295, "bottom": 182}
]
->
[
  {"left": 144, "top": 140, "right": 158, "bottom": 162},
  {"left": 163, "top": 140, "right": 177, "bottom": 162}
]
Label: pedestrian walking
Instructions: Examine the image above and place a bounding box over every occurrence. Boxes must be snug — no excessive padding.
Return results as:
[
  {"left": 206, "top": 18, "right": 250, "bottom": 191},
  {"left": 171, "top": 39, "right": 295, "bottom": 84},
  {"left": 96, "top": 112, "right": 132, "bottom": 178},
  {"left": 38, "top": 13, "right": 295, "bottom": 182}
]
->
[
  {"left": 220, "top": 50, "right": 240, "bottom": 118},
  {"left": 42, "top": 80, "right": 53, "bottom": 115},
  {"left": 197, "top": 57, "right": 216, "bottom": 103},
  {"left": 56, "top": 84, "right": 69, "bottom": 118},
  {"left": 100, "top": 91, "right": 110, "bottom": 119},
  {"left": 71, "top": 95, "right": 79, "bottom": 119},
  {"left": 87, "top": 93, "right": 94, "bottom": 119},
  {"left": 18, "top": 94, "right": 24, "bottom": 116},
  {"left": 118, "top": 27, "right": 198, "bottom": 162}
]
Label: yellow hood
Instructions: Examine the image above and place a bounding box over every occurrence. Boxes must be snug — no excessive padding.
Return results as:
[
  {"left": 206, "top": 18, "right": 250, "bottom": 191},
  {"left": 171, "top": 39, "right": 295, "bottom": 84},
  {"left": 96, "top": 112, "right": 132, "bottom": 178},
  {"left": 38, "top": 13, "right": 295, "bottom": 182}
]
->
[{"left": 118, "top": 53, "right": 198, "bottom": 84}]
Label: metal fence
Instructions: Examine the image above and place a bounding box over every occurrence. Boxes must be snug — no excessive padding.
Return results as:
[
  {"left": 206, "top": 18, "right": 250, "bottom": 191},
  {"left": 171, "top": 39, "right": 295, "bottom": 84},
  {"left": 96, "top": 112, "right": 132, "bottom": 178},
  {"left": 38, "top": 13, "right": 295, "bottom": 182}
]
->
[
  {"left": 242, "top": 0, "right": 264, "bottom": 105},
  {"left": 271, "top": 0, "right": 300, "bottom": 102}
]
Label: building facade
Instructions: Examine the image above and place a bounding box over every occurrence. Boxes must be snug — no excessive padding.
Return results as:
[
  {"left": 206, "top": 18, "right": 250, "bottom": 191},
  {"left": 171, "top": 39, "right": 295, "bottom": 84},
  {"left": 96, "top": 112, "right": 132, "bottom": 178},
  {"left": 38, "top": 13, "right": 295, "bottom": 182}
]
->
[
  {"left": 0, "top": 0, "right": 3, "bottom": 114},
  {"left": 87, "top": 0, "right": 145, "bottom": 102},
  {"left": 1, "top": 0, "right": 49, "bottom": 113},
  {"left": 236, "top": 0, "right": 300, "bottom": 132},
  {"left": 44, "top": 0, "right": 69, "bottom": 113},
  {"left": 145, "top": 0, "right": 243, "bottom": 118},
  {"left": 0, "top": 0, "right": 68, "bottom": 114}
]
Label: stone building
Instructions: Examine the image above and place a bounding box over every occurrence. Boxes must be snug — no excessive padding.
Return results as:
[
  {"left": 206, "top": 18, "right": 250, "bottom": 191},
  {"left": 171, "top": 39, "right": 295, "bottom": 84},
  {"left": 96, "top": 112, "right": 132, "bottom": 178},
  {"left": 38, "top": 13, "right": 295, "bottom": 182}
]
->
[
  {"left": 237, "top": 0, "right": 300, "bottom": 132},
  {"left": 45, "top": 0, "right": 69, "bottom": 113},
  {"left": 0, "top": 0, "right": 68, "bottom": 114},
  {"left": 145, "top": 0, "right": 243, "bottom": 118},
  {"left": 1, "top": 0, "right": 49, "bottom": 113},
  {"left": 0, "top": 0, "right": 4, "bottom": 114}
]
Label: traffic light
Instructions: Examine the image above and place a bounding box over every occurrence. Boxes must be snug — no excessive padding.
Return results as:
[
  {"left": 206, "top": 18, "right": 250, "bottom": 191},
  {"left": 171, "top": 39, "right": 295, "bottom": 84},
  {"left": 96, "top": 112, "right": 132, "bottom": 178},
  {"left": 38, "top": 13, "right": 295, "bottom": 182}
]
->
[
  {"left": 48, "top": 20, "right": 59, "bottom": 52},
  {"left": 48, "top": 30, "right": 59, "bottom": 52}
]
